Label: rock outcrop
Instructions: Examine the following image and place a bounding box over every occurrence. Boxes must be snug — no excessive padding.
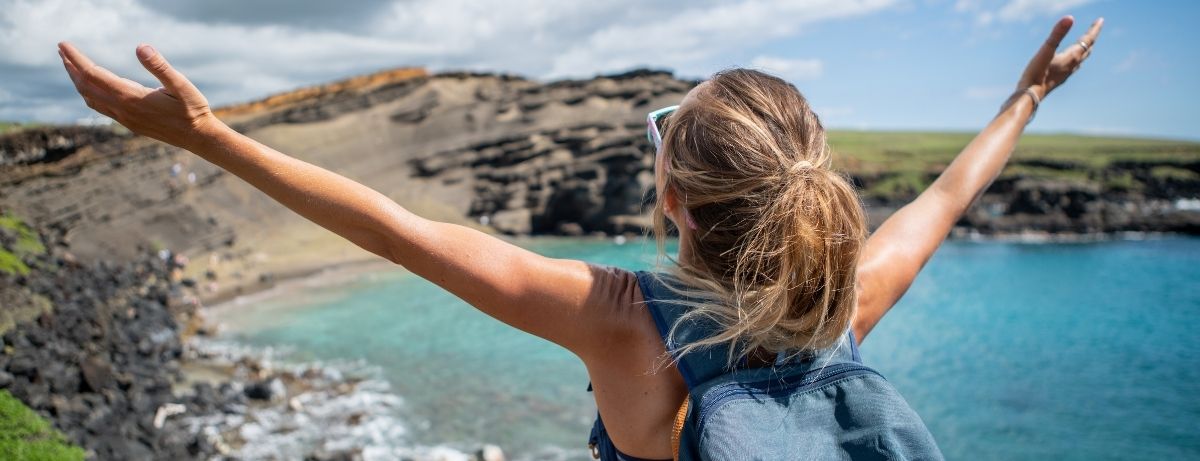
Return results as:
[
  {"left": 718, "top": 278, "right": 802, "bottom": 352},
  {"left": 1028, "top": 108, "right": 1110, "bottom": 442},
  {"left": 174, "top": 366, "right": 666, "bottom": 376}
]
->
[
  {"left": 0, "top": 218, "right": 510, "bottom": 460},
  {"left": 0, "top": 125, "right": 123, "bottom": 167},
  {"left": 0, "top": 222, "right": 217, "bottom": 459},
  {"left": 411, "top": 121, "right": 657, "bottom": 235}
]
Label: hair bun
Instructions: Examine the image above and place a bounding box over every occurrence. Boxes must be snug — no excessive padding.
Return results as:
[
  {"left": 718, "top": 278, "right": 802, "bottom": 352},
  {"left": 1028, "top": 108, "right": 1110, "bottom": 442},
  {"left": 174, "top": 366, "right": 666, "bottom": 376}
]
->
[{"left": 787, "top": 159, "right": 815, "bottom": 175}]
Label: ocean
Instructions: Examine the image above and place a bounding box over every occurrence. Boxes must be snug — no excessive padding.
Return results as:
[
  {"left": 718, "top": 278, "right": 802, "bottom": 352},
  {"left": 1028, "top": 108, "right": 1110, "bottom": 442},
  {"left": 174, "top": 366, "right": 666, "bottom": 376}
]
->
[{"left": 212, "top": 236, "right": 1200, "bottom": 460}]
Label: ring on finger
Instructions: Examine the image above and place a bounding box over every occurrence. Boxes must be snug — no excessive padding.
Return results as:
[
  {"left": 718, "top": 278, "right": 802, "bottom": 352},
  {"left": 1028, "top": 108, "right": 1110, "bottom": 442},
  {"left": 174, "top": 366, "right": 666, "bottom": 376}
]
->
[{"left": 1078, "top": 41, "right": 1090, "bottom": 52}]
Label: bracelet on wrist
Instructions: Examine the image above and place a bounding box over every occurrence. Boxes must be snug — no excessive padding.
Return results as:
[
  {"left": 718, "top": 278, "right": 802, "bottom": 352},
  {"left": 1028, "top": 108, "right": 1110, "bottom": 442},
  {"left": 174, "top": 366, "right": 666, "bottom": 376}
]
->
[
  {"left": 1021, "top": 87, "right": 1039, "bottom": 125},
  {"left": 1001, "top": 87, "right": 1040, "bottom": 125}
]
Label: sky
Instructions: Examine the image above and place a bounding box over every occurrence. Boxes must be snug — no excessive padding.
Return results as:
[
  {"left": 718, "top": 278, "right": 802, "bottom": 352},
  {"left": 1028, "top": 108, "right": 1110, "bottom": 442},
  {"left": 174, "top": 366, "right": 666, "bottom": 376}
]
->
[{"left": 1, "top": 0, "right": 1197, "bottom": 140}]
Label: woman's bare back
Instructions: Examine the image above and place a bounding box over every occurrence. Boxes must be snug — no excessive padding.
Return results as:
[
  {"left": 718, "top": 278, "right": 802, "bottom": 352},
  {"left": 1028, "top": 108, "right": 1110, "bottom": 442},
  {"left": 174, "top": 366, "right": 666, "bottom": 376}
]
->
[{"left": 582, "top": 268, "right": 686, "bottom": 460}]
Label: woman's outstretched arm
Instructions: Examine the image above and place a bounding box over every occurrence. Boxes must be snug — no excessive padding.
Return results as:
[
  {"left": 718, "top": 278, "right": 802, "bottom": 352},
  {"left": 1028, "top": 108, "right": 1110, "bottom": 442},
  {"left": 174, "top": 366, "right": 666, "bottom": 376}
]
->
[
  {"left": 56, "top": 42, "right": 636, "bottom": 360},
  {"left": 852, "top": 16, "right": 1104, "bottom": 344}
]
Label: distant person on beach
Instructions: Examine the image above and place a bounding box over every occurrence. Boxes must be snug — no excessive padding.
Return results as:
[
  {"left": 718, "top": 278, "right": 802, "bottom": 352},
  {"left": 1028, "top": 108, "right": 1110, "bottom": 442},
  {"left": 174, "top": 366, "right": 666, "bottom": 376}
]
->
[{"left": 58, "top": 15, "right": 1102, "bottom": 460}]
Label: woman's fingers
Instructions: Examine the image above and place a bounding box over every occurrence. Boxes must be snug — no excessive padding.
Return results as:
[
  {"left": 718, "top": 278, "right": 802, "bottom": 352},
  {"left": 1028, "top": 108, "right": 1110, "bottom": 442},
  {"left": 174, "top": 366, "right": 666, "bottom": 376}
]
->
[
  {"left": 1031, "top": 16, "right": 1075, "bottom": 73},
  {"left": 1080, "top": 17, "right": 1103, "bottom": 47},
  {"left": 1078, "top": 17, "right": 1104, "bottom": 59},
  {"left": 136, "top": 44, "right": 198, "bottom": 99},
  {"left": 57, "top": 42, "right": 96, "bottom": 71},
  {"left": 58, "top": 42, "right": 140, "bottom": 99},
  {"left": 59, "top": 50, "right": 82, "bottom": 86},
  {"left": 1065, "top": 18, "right": 1104, "bottom": 62},
  {"left": 1018, "top": 16, "right": 1074, "bottom": 92},
  {"left": 59, "top": 51, "right": 109, "bottom": 104}
]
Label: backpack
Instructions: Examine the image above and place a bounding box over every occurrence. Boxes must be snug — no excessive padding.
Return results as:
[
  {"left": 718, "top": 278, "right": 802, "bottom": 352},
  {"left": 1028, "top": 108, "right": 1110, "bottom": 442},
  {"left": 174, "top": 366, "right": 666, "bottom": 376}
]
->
[{"left": 634, "top": 270, "right": 944, "bottom": 461}]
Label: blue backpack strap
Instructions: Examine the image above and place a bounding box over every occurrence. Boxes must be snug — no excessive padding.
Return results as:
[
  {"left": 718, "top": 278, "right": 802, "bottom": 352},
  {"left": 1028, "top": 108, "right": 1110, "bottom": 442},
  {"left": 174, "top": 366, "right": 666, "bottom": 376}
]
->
[
  {"left": 634, "top": 270, "right": 733, "bottom": 390},
  {"left": 848, "top": 328, "right": 862, "bottom": 363}
]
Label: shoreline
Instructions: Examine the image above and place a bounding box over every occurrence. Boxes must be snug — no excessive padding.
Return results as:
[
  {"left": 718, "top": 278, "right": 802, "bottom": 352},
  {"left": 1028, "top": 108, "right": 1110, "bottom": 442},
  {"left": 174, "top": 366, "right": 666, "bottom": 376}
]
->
[
  {"left": 197, "top": 231, "right": 1196, "bottom": 314},
  {"left": 201, "top": 256, "right": 397, "bottom": 309}
]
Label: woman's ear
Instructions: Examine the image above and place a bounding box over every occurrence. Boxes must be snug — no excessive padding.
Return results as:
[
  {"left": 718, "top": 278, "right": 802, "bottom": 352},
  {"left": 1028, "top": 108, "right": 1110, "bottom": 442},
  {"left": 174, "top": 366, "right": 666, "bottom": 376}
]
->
[{"left": 661, "top": 184, "right": 682, "bottom": 225}]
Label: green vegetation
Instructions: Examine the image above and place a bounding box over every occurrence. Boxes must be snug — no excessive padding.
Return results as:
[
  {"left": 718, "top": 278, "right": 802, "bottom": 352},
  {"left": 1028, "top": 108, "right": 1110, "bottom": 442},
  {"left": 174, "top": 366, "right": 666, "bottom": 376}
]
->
[
  {"left": 0, "top": 251, "right": 27, "bottom": 276},
  {"left": 0, "top": 122, "right": 40, "bottom": 135},
  {"left": 0, "top": 391, "right": 85, "bottom": 461},
  {"left": 826, "top": 131, "right": 1200, "bottom": 197},
  {"left": 0, "top": 213, "right": 45, "bottom": 276},
  {"left": 1103, "top": 171, "right": 1141, "bottom": 192},
  {"left": 863, "top": 172, "right": 927, "bottom": 201},
  {"left": 0, "top": 213, "right": 53, "bottom": 335},
  {"left": 1150, "top": 165, "right": 1200, "bottom": 181}
]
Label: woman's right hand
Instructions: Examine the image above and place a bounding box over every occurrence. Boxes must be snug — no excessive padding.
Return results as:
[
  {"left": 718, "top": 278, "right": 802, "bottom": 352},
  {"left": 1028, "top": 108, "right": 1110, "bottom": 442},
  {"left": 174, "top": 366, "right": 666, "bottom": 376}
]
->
[
  {"left": 58, "top": 42, "right": 223, "bottom": 151},
  {"left": 1016, "top": 16, "right": 1104, "bottom": 100}
]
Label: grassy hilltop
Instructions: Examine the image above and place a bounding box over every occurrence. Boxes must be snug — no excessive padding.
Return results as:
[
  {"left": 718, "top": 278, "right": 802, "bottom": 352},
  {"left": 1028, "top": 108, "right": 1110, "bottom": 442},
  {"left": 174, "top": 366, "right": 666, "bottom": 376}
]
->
[{"left": 825, "top": 131, "right": 1200, "bottom": 201}]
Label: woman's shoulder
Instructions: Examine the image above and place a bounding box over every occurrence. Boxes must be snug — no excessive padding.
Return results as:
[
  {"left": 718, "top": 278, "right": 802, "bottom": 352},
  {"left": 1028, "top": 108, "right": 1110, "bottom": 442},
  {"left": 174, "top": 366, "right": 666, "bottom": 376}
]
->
[
  {"left": 596, "top": 268, "right": 685, "bottom": 308},
  {"left": 587, "top": 264, "right": 644, "bottom": 308}
]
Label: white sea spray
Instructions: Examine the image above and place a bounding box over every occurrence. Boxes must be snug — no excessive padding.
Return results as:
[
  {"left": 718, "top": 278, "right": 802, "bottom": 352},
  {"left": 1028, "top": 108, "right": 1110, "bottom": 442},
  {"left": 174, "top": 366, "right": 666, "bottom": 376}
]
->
[{"left": 180, "top": 338, "right": 491, "bottom": 461}]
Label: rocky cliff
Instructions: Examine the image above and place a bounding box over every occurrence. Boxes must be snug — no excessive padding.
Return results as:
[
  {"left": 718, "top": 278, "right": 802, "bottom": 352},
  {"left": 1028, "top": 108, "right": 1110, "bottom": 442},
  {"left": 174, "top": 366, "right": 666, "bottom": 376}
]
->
[
  {"left": 0, "top": 216, "right": 511, "bottom": 460},
  {"left": 0, "top": 219, "right": 216, "bottom": 459}
]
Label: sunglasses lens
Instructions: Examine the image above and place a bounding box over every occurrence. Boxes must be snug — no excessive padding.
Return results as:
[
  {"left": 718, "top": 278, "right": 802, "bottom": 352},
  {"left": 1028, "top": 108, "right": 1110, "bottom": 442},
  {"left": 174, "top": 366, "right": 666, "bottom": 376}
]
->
[
  {"left": 646, "top": 106, "right": 678, "bottom": 152},
  {"left": 654, "top": 113, "right": 669, "bottom": 135}
]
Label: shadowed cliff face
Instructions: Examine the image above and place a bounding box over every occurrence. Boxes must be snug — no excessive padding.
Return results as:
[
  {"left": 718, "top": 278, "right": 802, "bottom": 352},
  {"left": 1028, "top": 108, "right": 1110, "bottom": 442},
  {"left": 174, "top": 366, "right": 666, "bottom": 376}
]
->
[
  {"left": 0, "top": 68, "right": 1197, "bottom": 279},
  {"left": 0, "top": 126, "right": 124, "bottom": 167},
  {"left": 410, "top": 120, "right": 659, "bottom": 235}
]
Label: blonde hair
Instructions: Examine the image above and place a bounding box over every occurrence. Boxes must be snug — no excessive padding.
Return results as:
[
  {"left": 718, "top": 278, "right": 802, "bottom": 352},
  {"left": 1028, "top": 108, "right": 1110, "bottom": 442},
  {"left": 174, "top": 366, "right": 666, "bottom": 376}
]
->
[{"left": 650, "top": 68, "right": 867, "bottom": 366}]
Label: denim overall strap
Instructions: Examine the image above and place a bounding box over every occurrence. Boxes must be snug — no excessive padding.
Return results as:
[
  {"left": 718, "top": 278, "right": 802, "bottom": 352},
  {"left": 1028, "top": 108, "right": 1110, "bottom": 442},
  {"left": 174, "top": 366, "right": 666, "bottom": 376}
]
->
[
  {"left": 633, "top": 270, "right": 735, "bottom": 390},
  {"left": 636, "top": 271, "right": 863, "bottom": 387}
]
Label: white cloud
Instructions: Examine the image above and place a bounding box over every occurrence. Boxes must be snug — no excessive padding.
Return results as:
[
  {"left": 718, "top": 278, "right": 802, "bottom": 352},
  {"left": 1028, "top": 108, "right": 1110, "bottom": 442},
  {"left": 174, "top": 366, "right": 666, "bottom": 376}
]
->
[
  {"left": 1114, "top": 50, "right": 1141, "bottom": 73},
  {"left": 0, "top": 0, "right": 899, "bottom": 122},
  {"left": 956, "top": 0, "right": 1096, "bottom": 25},
  {"left": 545, "top": 0, "right": 896, "bottom": 78},
  {"left": 963, "top": 85, "right": 1012, "bottom": 101},
  {"left": 996, "top": 0, "right": 1095, "bottom": 22},
  {"left": 749, "top": 56, "right": 825, "bottom": 81}
]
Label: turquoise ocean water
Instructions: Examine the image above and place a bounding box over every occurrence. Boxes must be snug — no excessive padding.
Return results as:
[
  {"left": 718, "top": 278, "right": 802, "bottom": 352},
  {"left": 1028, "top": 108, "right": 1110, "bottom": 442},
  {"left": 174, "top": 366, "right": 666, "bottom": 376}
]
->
[{"left": 214, "top": 237, "right": 1200, "bottom": 460}]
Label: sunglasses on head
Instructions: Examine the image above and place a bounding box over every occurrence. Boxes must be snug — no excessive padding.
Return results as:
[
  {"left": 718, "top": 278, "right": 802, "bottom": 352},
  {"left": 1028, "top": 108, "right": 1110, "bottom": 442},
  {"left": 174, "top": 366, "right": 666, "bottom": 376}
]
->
[
  {"left": 646, "top": 105, "right": 679, "bottom": 153},
  {"left": 645, "top": 104, "right": 700, "bottom": 230}
]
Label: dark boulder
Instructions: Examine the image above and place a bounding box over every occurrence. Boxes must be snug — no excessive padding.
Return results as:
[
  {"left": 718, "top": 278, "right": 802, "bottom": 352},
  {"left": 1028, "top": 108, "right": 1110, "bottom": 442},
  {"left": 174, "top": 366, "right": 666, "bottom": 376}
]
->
[{"left": 80, "top": 355, "right": 115, "bottom": 392}]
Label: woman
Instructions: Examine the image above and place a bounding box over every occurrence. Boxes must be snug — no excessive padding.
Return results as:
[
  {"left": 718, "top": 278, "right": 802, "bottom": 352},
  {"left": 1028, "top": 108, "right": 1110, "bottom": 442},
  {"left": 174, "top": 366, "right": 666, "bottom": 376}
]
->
[{"left": 58, "top": 15, "right": 1102, "bottom": 460}]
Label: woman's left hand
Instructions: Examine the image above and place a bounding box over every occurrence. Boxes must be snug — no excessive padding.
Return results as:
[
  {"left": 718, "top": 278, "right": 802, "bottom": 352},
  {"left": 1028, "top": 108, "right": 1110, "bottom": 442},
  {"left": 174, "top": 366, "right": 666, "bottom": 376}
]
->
[
  {"left": 1017, "top": 16, "right": 1104, "bottom": 100},
  {"left": 58, "top": 42, "right": 222, "bottom": 151}
]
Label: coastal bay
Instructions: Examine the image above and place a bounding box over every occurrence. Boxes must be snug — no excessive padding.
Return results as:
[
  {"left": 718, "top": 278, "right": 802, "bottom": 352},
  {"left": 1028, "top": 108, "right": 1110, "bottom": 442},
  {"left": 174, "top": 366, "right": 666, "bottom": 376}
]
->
[{"left": 210, "top": 236, "right": 1200, "bottom": 460}]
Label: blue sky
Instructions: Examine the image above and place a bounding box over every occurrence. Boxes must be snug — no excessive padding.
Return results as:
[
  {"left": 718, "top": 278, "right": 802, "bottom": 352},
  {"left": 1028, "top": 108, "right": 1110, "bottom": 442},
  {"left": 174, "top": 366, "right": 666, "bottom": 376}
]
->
[
  {"left": 1, "top": 0, "right": 1196, "bottom": 140},
  {"left": 746, "top": 1, "right": 1199, "bottom": 140}
]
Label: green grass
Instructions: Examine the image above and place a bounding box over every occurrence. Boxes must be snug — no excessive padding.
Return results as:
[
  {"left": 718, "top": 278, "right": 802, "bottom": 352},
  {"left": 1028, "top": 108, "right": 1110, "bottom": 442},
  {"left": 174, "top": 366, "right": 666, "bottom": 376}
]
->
[
  {"left": 0, "top": 122, "right": 35, "bottom": 135},
  {"left": 1150, "top": 165, "right": 1200, "bottom": 181},
  {"left": 0, "top": 213, "right": 45, "bottom": 276},
  {"left": 0, "top": 251, "right": 28, "bottom": 276},
  {"left": 0, "top": 212, "right": 54, "bottom": 335},
  {"left": 0, "top": 391, "right": 85, "bottom": 461},
  {"left": 864, "top": 171, "right": 927, "bottom": 200},
  {"left": 826, "top": 131, "right": 1200, "bottom": 197}
]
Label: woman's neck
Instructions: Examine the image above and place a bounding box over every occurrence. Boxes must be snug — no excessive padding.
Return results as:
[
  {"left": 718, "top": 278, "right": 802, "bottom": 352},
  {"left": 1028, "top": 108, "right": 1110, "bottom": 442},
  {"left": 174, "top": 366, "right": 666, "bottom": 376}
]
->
[{"left": 675, "top": 232, "right": 697, "bottom": 268}]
